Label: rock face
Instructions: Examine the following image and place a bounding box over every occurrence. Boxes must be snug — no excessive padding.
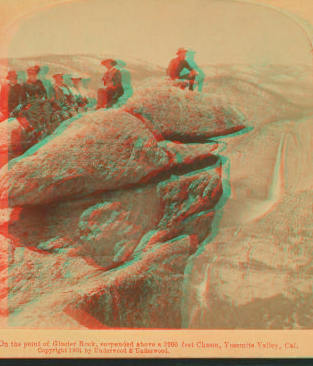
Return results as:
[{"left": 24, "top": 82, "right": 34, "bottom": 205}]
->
[
  {"left": 125, "top": 83, "right": 247, "bottom": 141},
  {"left": 2, "top": 151, "right": 221, "bottom": 267},
  {"left": 76, "top": 235, "right": 198, "bottom": 329},
  {"left": 4, "top": 234, "right": 199, "bottom": 328},
  {"left": 0, "top": 109, "right": 168, "bottom": 206},
  {"left": 3, "top": 161, "right": 222, "bottom": 327},
  {"left": 0, "top": 104, "right": 223, "bottom": 327},
  {"left": 2, "top": 64, "right": 312, "bottom": 330},
  {"left": 0, "top": 109, "right": 220, "bottom": 207}
]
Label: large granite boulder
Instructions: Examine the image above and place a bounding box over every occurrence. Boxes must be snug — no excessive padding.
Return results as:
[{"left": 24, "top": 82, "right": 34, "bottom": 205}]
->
[
  {"left": 4, "top": 234, "right": 198, "bottom": 329},
  {"left": 125, "top": 83, "right": 247, "bottom": 141},
  {"left": 1, "top": 140, "right": 221, "bottom": 263},
  {"left": 75, "top": 235, "right": 197, "bottom": 329},
  {"left": 2, "top": 140, "right": 223, "bottom": 327},
  {"left": 0, "top": 108, "right": 221, "bottom": 207}
]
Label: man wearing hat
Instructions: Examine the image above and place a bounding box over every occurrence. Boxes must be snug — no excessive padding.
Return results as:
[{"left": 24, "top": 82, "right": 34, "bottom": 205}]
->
[
  {"left": 23, "top": 65, "right": 47, "bottom": 101},
  {"left": 68, "top": 74, "right": 89, "bottom": 113},
  {"left": 52, "top": 73, "right": 77, "bottom": 121},
  {"left": 97, "top": 59, "right": 124, "bottom": 109},
  {"left": 0, "top": 70, "right": 25, "bottom": 121},
  {"left": 38, "top": 65, "right": 55, "bottom": 99},
  {"left": 15, "top": 65, "right": 52, "bottom": 137},
  {"left": 166, "top": 48, "right": 198, "bottom": 91}
]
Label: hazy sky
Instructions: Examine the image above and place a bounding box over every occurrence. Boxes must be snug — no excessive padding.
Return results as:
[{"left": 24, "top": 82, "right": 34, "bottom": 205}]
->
[{"left": 1, "top": 0, "right": 313, "bottom": 66}]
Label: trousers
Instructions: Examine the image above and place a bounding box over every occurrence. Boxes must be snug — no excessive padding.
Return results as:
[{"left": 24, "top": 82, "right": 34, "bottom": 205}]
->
[{"left": 97, "top": 85, "right": 124, "bottom": 109}]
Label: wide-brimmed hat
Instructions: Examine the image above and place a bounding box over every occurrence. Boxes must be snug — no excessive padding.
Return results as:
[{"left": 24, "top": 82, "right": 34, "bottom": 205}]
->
[
  {"left": 27, "top": 65, "right": 41, "bottom": 75},
  {"left": 101, "top": 59, "right": 117, "bottom": 66},
  {"left": 176, "top": 47, "right": 188, "bottom": 55},
  {"left": 7, "top": 70, "right": 17, "bottom": 79}
]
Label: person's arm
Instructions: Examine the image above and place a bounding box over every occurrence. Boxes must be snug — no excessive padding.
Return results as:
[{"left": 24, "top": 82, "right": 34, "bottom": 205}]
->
[
  {"left": 37, "top": 81, "right": 48, "bottom": 98},
  {"left": 49, "top": 85, "right": 56, "bottom": 100},
  {"left": 182, "top": 60, "right": 193, "bottom": 72},
  {"left": 102, "top": 72, "right": 109, "bottom": 86},
  {"left": 19, "top": 84, "right": 27, "bottom": 105},
  {"left": 52, "top": 86, "right": 65, "bottom": 108},
  {"left": 166, "top": 59, "right": 177, "bottom": 79},
  {"left": 10, "top": 85, "right": 27, "bottom": 117},
  {"left": 63, "top": 86, "right": 78, "bottom": 111},
  {"left": 183, "top": 60, "right": 198, "bottom": 76},
  {"left": 112, "top": 69, "right": 122, "bottom": 86}
]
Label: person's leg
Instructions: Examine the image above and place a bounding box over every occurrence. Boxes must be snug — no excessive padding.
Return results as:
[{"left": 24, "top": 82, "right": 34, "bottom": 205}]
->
[
  {"left": 178, "top": 82, "right": 188, "bottom": 90},
  {"left": 97, "top": 88, "right": 107, "bottom": 109},
  {"left": 105, "top": 87, "right": 120, "bottom": 108},
  {"left": 173, "top": 78, "right": 188, "bottom": 89},
  {"left": 97, "top": 87, "right": 118, "bottom": 109},
  {"left": 16, "top": 117, "right": 34, "bottom": 132},
  {"left": 188, "top": 75, "right": 196, "bottom": 91},
  {"left": 113, "top": 86, "right": 125, "bottom": 107},
  {"left": 21, "top": 101, "right": 41, "bottom": 131},
  {"left": 180, "top": 73, "right": 196, "bottom": 91}
]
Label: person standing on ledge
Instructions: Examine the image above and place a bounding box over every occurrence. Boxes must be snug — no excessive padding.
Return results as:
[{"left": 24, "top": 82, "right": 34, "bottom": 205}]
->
[
  {"left": 97, "top": 59, "right": 124, "bottom": 109},
  {"left": 166, "top": 48, "right": 198, "bottom": 91}
]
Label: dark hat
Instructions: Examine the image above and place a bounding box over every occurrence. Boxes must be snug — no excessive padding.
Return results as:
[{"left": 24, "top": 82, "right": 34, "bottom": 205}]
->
[
  {"left": 27, "top": 65, "right": 41, "bottom": 75},
  {"left": 101, "top": 59, "right": 117, "bottom": 66},
  {"left": 7, "top": 70, "right": 17, "bottom": 79},
  {"left": 176, "top": 47, "right": 188, "bottom": 55}
]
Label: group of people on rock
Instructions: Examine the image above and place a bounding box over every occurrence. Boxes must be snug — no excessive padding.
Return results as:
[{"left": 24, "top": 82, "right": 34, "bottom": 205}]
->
[
  {"left": 0, "top": 65, "right": 93, "bottom": 121},
  {"left": 0, "top": 63, "right": 100, "bottom": 141},
  {"left": 0, "top": 48, "right": 202, "bottom": 141}
]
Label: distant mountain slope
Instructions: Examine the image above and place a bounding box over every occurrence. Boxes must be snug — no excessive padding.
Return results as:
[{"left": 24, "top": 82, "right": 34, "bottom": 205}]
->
[{"left": 202, "top": 64, "right": 313, "bottom": 105}]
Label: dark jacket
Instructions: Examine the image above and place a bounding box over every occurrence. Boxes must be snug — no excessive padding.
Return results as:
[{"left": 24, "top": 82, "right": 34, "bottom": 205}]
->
[
  {"left": 167, "top": 58, "right": 193, "bottom": 79},
  {"left": 53, "top": 85, "right": 77, "bottom": 112},
  {"left": 0, "top": 83, "right": 26, "bottom": 116},
  {"left": 102, "top": 68, "right": 123, "bottom": 89},
  {"left": 23, "top": 80, "right": 47, "bottom": 101}
]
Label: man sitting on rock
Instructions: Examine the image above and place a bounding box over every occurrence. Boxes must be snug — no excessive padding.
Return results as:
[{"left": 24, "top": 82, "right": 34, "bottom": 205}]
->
[
  {"left": 52, "top": 73, "right": 78, "bottom": 121},
  {"left": 166, "top": 48, "right": 198, "bottom": 91},
  {"left": 97, "top": 59, "right": 124, "bottom": 109},
  {"left": 0, "top": 70, "right": 25, "bottom": 121},
  {"left": 68, "top": 74, "right": 89, "bottom": 113},
  {"left": 17, "top": 66, "right": 52, "bottom": 139},
  {"left": 23, "top": 66, "right": 47, "bottom": 101}
]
